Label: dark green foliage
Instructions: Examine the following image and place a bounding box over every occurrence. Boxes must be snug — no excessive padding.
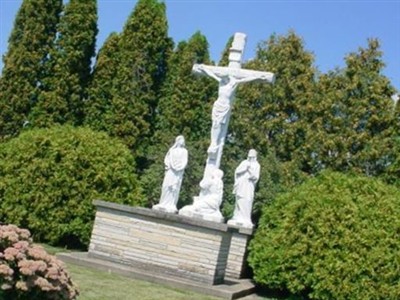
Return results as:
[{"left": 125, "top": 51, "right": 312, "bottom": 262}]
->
[
  {"left": 249, "top": 171, "right": 400, "bottom": 300},
  {"left": 302, "top": 39, "right": 397, "bottom": 176},
  {"left": 0, "top": 126, "right": 143, "bottom": 248},
  {"left": 86, "top": 0, "right": 172, "bottom": 162},
  {"left": 155, "top": 32, "right": 216, "bottom": 141},
  {"left": 84, "top": 32, "right": 121, "bottom": 131},
  {"left": 140, "top": 32, "right": 216, "bottom": 207},
  {"left": 381, "top": 136, "right": 400, "bottom": 186},
  {"left": 0, "top": 0, "right": 62, "bottom": 140},
  {"left": 218, "top": 35, "right": 233, "bottom": 66},
  {"left": 31, "top": 0, "right": 98, "bottom": 127},
  {"left": 231, "top": 32, "right": 317, "bottom": 163},
  {"left": 221, "top": 147, "right": 305, "bottom": 221},
  {"left": 219, "top": 32, "right": 311, "bottom": 220}
]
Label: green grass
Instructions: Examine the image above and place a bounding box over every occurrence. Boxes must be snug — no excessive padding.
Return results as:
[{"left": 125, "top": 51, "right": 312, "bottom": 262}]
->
[
  {"left": 66, "top": 263, "right": 220, "bottom": 300},
  {"left": 39, "top": 244, "right": 220, "bottom": 300},
  {"left": 39, "top": 244, "right": 284, "bottom": 299}
]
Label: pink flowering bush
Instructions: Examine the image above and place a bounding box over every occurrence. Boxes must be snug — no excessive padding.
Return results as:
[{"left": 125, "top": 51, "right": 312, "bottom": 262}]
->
[{"left": 0, "top": 224, "right": 78, "bottom": 300}]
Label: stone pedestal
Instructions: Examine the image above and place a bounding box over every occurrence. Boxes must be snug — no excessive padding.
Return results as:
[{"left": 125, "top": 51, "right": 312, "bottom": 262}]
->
[
  {"left": 179, "top": 209, "right": 225, "bottom": 223},
  {"left": 89, "top": 200, "right": 234, "bottom": 284},
  {"left": 225, "top": 226, "right": 253, "bottom": 279}
]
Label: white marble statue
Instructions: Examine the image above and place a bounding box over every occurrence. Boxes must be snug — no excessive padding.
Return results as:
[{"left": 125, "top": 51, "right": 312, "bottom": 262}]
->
[
  {"left": 153, "top": 135, "right": 188, "bottom": 213},
  {"left": 179, "top": 168, "right": 224, "bottom": 222},
  {"left": 192, "top": 32, "right": 275, "bottom": 175},
  {"left": 228, "top": 149, "right": 260, "bottom": 228},
  {"left": 193, "top": 64, "right": 272, "bottom": 156}
]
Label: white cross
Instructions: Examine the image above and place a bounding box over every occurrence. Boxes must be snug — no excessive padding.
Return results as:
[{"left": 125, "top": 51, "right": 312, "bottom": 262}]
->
[{"left": 193, "top": 33, "right": 275, "bottom": 175}]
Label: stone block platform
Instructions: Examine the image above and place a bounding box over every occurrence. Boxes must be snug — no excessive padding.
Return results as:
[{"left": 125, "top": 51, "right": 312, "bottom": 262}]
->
[
  {"left": 58, "top": 200, "right": 255, "bottom": 299},
  {"left": 58, "top": 252, "right": 256, "bottom": 299}
]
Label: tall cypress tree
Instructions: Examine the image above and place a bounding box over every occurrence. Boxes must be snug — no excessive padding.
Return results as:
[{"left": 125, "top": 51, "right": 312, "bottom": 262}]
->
[
  {"left": 31, "top": 0, "right": 98, "bottom": 127},
  {"left": 140, "top": 31, "right": 216, "bottom": 207},
  {"left": 85, "top": 0, "right": 171, "bottom": 163},
  {"left": 0, "top": 0, "right": 62, "bottom": 140},
  {"left": 85, "top": 32, "right": 121, "bottom": 130}
]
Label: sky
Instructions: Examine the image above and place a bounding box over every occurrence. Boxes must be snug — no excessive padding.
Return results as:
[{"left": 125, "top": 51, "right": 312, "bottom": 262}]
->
[{"left": 1, "top": 0, "right": 399, "bottom": 91}]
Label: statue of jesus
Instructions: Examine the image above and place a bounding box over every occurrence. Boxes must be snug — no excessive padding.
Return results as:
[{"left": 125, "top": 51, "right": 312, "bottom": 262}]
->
[{"left": 193, "top": 64, "right": 272, "bottom": 155}]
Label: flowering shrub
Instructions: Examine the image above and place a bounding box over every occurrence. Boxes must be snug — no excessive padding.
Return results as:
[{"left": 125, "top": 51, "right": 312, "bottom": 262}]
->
[{"left": 0, "top": 224, "right": 78, "bottom": 300}]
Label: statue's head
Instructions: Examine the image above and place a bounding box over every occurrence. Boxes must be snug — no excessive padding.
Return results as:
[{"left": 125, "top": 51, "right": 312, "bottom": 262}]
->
[
  {"left": 175, "top": 135, "right": 185, "bottom": 147},
  {"left": 248, "top": 149, "right": 257, "bottom": 161}
]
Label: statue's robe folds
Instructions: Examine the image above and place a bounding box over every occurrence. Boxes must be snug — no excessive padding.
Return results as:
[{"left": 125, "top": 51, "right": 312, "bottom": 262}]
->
[
  {"left": 159, "top": 147, "right": 188, "bottom": 211},
  {"left": 231, "top": 160, "right": 260, "bottom": 226}
]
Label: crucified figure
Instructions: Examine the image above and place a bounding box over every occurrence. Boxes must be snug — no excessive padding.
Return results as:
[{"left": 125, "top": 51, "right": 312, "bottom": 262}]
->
[{"left": 193, "top": 64, "right": 272, "bottom": 155}]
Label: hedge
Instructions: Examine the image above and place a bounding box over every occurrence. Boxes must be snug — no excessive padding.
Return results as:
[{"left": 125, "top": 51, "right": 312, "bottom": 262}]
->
[
  {"left": 0, "top": 126, "right": 144, "bottom": 248},
  {"left": 249, "top": 171, "right": 400, "bottom": 300}
]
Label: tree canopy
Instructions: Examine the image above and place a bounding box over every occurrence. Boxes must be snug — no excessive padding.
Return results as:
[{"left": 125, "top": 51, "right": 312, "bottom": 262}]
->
[
  {"left": 1, "top": 0, "right": 398, "bottom": 223},
  {"left": 0, "top": 0, "right": 62, "bottom": 140},
  {"left": 31, "top": 0, "right": 98, "bottom": 127}
]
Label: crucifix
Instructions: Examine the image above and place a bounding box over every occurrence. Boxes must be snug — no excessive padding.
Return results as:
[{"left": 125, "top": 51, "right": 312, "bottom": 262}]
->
[{"left": 193, "top": 33, "right": 275, "bottom": 176}]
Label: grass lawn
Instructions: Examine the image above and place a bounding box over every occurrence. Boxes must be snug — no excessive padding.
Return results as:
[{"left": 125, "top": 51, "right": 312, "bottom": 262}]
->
[
  {"left": 40, "top": 244, "right": 220, "bottom": 300},
  {"left": 66, "top": 263, "right": 220, "bottom": 300}
]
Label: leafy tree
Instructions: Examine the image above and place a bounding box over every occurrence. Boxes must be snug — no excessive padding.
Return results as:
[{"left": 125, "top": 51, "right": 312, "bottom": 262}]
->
[
  {"left": 229, "top": 31, "right": 317, "bottom": 164},
  {"left": 86, "top": 0, "right": 172, "bottom": 164},
  {"left": 31, "top": 0, "right": 98, "bottom": 127},
  {"left": 0, "top": 0, "right": 62, "bottom": 140},
  {"left": 140, "top": 31, "right": 216, "bottom": 207},
  {"left": 380, "top": 136, "right": 400, "bottom": 186},
  {"left": 219, "top": 32, "right": 313, "bottom": 218},
  {"left": 302, "top": 39, "right": 397, "bottom": 176}
]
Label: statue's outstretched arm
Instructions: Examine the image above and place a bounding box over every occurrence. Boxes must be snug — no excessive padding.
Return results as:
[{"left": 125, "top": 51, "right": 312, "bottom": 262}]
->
[{"left": 193, "top": 64, "right": 221, "bottom": 82}]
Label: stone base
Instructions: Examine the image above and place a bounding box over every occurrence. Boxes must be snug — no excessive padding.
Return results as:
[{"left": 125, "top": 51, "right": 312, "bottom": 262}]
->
[
  {"left": 152, "top": 204, "right": 177, "bottom": 214},
  {"left": 90, "top": 200, "right": 231, "bottom": 285},
  {"left": 179, "top": 209, "right": 225, "bottom": 223},
  {"left": 227, "top": 220, "right": 254, "bottom": 229},
  {"left": 58, "top": 252, "right": 256, "bottom": 300}
]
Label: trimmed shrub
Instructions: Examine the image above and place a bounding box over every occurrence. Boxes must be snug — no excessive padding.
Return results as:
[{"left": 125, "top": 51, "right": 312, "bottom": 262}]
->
[
  {"left": 0, "top": 126, "right": 144, "bottom": 248},
  {"left": 0, "top": 224, "right": 78, "bottom": 300},
  {"left": 249, "top": 171, "right": 400, "bottom": 300}
]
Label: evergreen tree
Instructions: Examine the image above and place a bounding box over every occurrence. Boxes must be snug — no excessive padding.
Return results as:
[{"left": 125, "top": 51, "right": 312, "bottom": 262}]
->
[
  {"left": 31, "top": 0, "right": 98, "bottom": 127},
  {"left": 218, "top": 35, "right": 233, "bottom": 66},
  {"left": 140, "top": 32, "right": 216, "bottom": 207},
  {"left": 86, "top": 0, "right": 171, "bottom": 164},
  {"left": 85, "top": 32, "right": 121, "bottom": 130},
  {"left": 0, "top": 0, "right": 62, "bottom": 140},
  {"left": 303, "top": 39, "right": 397, "bottom": 176},
  {"left": 156, "top": 32, "right": 216, "bottom": 141}
]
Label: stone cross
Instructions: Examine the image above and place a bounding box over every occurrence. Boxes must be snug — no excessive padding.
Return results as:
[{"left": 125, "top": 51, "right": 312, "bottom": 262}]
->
[{"left": 192, "top": 33, "right": 275, "bottom": 175}]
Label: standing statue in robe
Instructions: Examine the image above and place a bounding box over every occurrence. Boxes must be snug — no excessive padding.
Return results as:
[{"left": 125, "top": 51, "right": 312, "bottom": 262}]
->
[
  {"left": 228, "top": 149, "right": 260, "bottom": 228},
  {"left": 153, "top": 136, "right": 188, "bottom": 213}
]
